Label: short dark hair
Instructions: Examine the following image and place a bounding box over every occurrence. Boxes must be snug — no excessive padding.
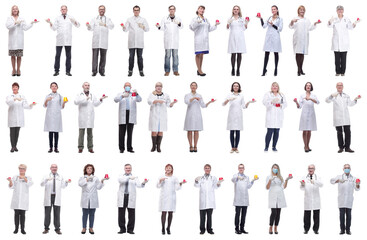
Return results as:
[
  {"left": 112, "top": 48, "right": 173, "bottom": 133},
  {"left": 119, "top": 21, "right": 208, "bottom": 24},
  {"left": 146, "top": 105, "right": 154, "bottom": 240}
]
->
[
  {"left": 231, "top": 82, "right": 242, "bottom": 93},
  {"left": 133, "top": 5, "right": 140, "bottom": 11},
  {"left": 204, "top": 164, "right": 211, "bottom": 169},
  {"left": 50, "top": 82, "right": 58, "bottom": 88},
  {"left": 99, "top": 5, "right": 105, "bottom": 10},
  {"left": 12, "top": 82, "right": 19, "bottom": 88},
  {"left": 190, "top": 82, "right": 198, "bottom": 87},
  {"left": 168, "top": 5, "right": 176, "bottom": 10},
  {"left": 83, "top": 164, "right": 95, "bottom": 175},
  {"left": 124, "top": 164, "right": 131, "bottom": 167},
  {"left": 196, "top": 5, "right": 205, "bottom": 15},
  {"left": 304, "top": 82, "right": 313, "bottom": 91}
]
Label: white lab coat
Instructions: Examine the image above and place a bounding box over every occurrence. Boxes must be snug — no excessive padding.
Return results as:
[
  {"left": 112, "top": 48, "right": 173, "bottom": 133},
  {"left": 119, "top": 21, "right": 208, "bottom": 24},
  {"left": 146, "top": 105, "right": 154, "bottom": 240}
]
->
[
  {"left": 78, "top": 175, "right": 104, "bottom": 209},
  {"left": 194, "top": 175, "right": 219, "bottom": 210},
  {"left": 328, "top": 16, "right": 354, "bottom": 52},
  {"left": 232, "top": 174, "right": 253, "bottom": 207},
  {"left": 88, "top": 15, "right": 114, "bottom": 49},
  {"left": 300, "top": 174, "right": 323, "bottom": 210},
  {"left": 266, "top": 175, "right": 287, "bottom": 208},
  {"left": 10, "top": 175, "right": 33, "bottom": 210},
  {"left": 74, "top": 92, "right": 102, "bottom": 128},
  {"left": 325, "top": 92, "right": 356, "bottom": 127},
  {"left": 148, "top": 93, "right": 171, "bottom": 132},
  {"left": 157, "top": 176, "right": 181, "bottom": 212},
  {"left": 114, "top": 92, "right": 142, "bottom": 125},
  {"left": 43, "top": 92, "right": 64, "bottom": 132},
  {"left": 263, "top": 92, "right": 287, "bottom": 128},
  {"left": 184, "top": 93, "right": 206, "bottom": 131},
  {"left": 117, "top": 174, "right": 144, "bottom": 209},
  {"left": 330, "top": 174, "right": 360, "bottom": 208},
  {"left": 159, "top": 15, "right": 183, "bottom": 49},
  {"left": 262, "top": 16, "right": 283, "bottom": 52},
  {"left": 189, "top": 16, "right": 217, "bottom": 52},
  {"left": 224, "top": 93, "right": 247, "bottom": 130},
  {"left": 123, "top": 16, "right": 149, "bottom": 49},
  {"left": 51, "top": 15, "right": 80, "bottom": 46},
  {"left": 297, "top": 93, "right": 319, "bottom": 131},
  {"left": 289, "top": 17, "right": 316, "bottom": 54},
  {"left": 6, "top": 16, "right": 33, "bottom": 50},
  {"left": 6, "top": 94, "right": 31, "bottom": 128},
  {"left": 227, "top": 17, "right": 246, "bottom": 54},
  {"left": 40, "top": 173, "right": 68, "bottom": 207}
]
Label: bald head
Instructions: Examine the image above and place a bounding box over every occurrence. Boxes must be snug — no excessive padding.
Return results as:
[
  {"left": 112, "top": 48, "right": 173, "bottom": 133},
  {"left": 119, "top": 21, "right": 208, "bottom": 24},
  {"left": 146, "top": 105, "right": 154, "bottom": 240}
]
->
[{"left": 50, "top": 164, "right": 58, "bottom": 174}]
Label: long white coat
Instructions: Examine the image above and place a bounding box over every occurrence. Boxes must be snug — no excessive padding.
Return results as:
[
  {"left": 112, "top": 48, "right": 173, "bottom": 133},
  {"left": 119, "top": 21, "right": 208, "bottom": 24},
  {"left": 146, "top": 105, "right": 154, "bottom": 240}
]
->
[
  {"left": 157, "top": 176, "right": 181, "bottom": 212},
  {"left": 6, "top": 16, "right": 33, "bottom": 50},
  {"left": 300, "top": 174, "right": 323, "bottom": 210},
  {"left": 330, "top": 174, "right": 360, "bottom": 208},
  {"left": 114, "top": 92, "right": 142, "bottom": 125},
  {"left": 6, "top": 94, "right": 31, "bottom": 128},
  {"left": 266, "top": 175, "right": 287, "bottom": 208},
  {"left": 44, "top": 92, "right": 64, "bottom": 132},
  {"left": 194, "top": 175, "right": 219, "bottom": 210},
  {"left": 262, "top": 16, "right": 283, "bottom": 52},
  {"left": 224, "top": 93, "right": 247, "bottom": 130},
  {"left": 40, "top": 173, "right": 68, "bottom": 207},
  {"left": 148, "top": 93, "right": 171, "bottom": 132},
  {"left": 51, "top": 15, "right": 80, "bottom": 46},
  {"left": 10, "top": 175, "right": 33, "bottom": 210},
  {"left": 325, "top": 93, "right": 356, "bottom": 127},
  {"left": 123, "top": 16, "right": 149, "bottom": 49},
  {"left": 159, "top": 15, "right": 183, "bottom": 49},
  {"left": 297, "top": 93, "right": 319, "bottom": 131},
  {"left": 289, "top": 17, "right": 316, "bottom": 54},
  {"left": 74, "top": 92, "right": 102, "bottom": 128},
  {"left": 117, "top": 175, "right": 144, "bottom": 209},
  {"left": 88, "top": 15, "right": 114, "bottom": 49},
  {"left": 263, "top": 92, "right": 287, "bottom": 128},
  {"left": 189, "top": 16, "right": 217, "bottom": 52},
  {"left": 78, "top": 175, "right": 104, "bottom": 209},
  {"left": 328, "top": 17, "right": 354, "bottom": 52},
  {"left": 184, "top": 93, "right": 206, "bottom": 131},
  {"left": 227, "top": 17, "right": 246, "bottom": 54},
  {"left": 232, "top": 174, "right": 253, "bottom": 206}
]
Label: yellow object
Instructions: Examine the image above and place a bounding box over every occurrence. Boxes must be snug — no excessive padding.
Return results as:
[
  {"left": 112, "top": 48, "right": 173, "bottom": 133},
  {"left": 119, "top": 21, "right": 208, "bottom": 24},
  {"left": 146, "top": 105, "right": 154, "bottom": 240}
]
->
[
  {"left": 254, "top": 175, "right": 258, "bottom": 179},
  {"left": 63, "top": 97, "right": 68, "bottom": 102}
]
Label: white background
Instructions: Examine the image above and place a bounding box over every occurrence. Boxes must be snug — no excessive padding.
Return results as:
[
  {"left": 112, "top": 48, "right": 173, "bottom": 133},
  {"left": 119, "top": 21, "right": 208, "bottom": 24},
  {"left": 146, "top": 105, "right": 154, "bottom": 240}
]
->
[{"left": 0, "top": 0, "right": 366, "bottom": 239}]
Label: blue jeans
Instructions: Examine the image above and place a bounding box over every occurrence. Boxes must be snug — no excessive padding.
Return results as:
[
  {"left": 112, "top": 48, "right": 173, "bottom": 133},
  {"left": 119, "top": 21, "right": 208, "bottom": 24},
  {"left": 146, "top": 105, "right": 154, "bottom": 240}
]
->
[
  {"left": 230, "top": 130, "right": 240, "bottom": 148},
  {"left": 265, "top": 128, "right": 280, "bottom": 149},
  {"left": 164, "top": 49, "right": 178, "bottom": 72},
  {"left": 82, "top": 208, "right": 96, "bottom": 228}
]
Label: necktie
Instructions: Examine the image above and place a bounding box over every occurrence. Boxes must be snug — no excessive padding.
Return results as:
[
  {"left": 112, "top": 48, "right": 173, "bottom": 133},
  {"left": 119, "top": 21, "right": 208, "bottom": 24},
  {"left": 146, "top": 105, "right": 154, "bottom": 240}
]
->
[
  {"left": 63, "top": 15, "right": 66, "bottom": 19},
  {"left": 53, "top": 174, "right": 56, "bottom": 193},
  {"left": 124, "top": 176, "right": 129, "bottom": 194},
  {"left": 310, "top": 175, "right": 313, "bottom": 180}
]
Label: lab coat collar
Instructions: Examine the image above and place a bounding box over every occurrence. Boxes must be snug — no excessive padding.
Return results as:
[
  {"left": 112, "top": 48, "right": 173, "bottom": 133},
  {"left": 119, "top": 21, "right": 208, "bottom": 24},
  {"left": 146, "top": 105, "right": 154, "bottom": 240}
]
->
[
  {"left": 342, "top": 173, "right": 353, "bottom": 179},
  {"left": 167, "top": 15, "right": 176, "bottom": 20},
  {"left": 124, "top": 173, "right": 132, "bottom": 176},
  {"left": 306, "top": 173, "right": 317, "bottom": 180}
]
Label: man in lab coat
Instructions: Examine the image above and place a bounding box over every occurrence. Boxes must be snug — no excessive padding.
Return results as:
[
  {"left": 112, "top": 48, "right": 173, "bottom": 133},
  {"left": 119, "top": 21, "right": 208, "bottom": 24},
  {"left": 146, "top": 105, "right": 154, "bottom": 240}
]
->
[
  {"left": 156, "top": 5, "right": 183, "bottom": 76},
  {"left": 47, "top": 5, "right": 80, "bottom": 76},
  {"left": 114, "top": 82, "right": 142, "bottom": 153},
  {"left": 87, "top": 5, "right": 114, "bottom": 77},
  {"left": 330, "top": 164, "right": 360, "bottom": 235},
  {"left": 325, "top": 82, "right": 360, "bottom": 153},
  {"left": 41, "top": 164, "right": 70, "bottom": 235},
  {"left": 122, "top": 5, "right": 149, "bottom": 77},
  {"left": 195, "top": 164, "right": 223, "bottom": 235},
  {"left": 117, "top": 164, "right": 148, "bottom": 234},
  {"left": 300, "top": 164, "right": 323, "bottom": 234},
  {"left": 74, "top": 82, "right": 107, "bottom": 153}
]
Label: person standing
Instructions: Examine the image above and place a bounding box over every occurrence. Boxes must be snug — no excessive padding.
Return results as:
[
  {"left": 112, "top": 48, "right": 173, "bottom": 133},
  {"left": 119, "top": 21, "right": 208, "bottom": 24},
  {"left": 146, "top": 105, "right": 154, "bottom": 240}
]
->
[{"left": 87, "top": 5, "right": 114, "bottom": 77}]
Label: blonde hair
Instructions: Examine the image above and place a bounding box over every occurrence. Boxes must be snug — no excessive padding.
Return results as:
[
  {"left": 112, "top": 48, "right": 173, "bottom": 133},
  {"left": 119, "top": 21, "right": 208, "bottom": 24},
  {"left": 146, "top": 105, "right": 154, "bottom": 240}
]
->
[
  {"left": 232, "top": 5, "right": 242, "bottom": 18},
  {"left": 18, "top": 164, "right": 27, "bottom": 169},
  {"left": 270, "top": 82, "right": 280, "bottom": 93},
  {"left": 271, "top": 164, "right": 283, "bottom": 182},
  {"left": 297, "top": 5, "right": 305, "bottom": 15},
  {"left": 153, "top": 82, "right": 163, "bottom": 95},
  {"left": 11, "top": 5, "right": 19, "bottom": 16}
]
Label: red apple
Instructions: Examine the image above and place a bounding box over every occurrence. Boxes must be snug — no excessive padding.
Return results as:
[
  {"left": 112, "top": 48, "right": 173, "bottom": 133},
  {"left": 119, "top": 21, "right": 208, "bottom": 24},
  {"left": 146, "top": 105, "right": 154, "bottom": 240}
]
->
[
  {"left": 219, "top": 177, "right": 223, "bottom": 180},
  {"left": 132, "top": 92, "right": 136, "bottom": 97},
  {"left": 120, "top": 23, "right": 124, "bottom": 26},
  {"left": 183, "top": 179, "right": 186, "bottom": 183},
  {"left": 34, "top": 19, "right": 38, "bottom": 22},
  {"left": 302, "top": 180, "right": 305, "bottom": 183},
  {"left": 104, "top": 174, "right": 109, "bottom": 179},
  {"left": 47, "top": 18, "right": 50, "bottom": 21},
  {"left": 216, "top": 20, "right": 220, "bottom": 23},
  {"left": 252, "top": 98, "right": 255, "bottom": 101},
  {"left": 7, "top": 177, "right": 11, "bottom": 180},
  {"left": 245, "top": 17, "right": 250, "bottom": 21},
  {"left": 289, "top": 174, "right": 292, "bottom": 177},
  {"left": 211, "top": 98, "right": 215, "bottom": 101},
  {"left": 357, "top": 18, "right": 360, "bottom": 21},
  {"left": 68, "top": 179, "right": 71, "bottom": 182},
  {"left": 156, "top": 22, "right": 159, "bottom": 25},
  {"left": 102, "top": 94, "right": 105, "bottom": 97},
  {"left": 86, "top": 22, "right": 89, "bottom": 25},
  {"left": 144, "top": 178, "right": 147, "bottom": 181},
  {"left": 356, "top": 179, "right": 360, "bottom": 183},
  {"left": 294, "top": 98, "right": 297, "bottom": 101},
  {"left": 358, "top": 95, "right": 361, "bottom": 98},
  {"left": 32, "top": 102, "right": 36, "bottom": 104},
  {"left": 318, "top": 19, "right": 321, "bottom": 23},
  {"left": 174, "top": 99, "right": 177, "bottom": 102},
  {"left": 257, "top": 13, "right": 261, "bottom": 18}
]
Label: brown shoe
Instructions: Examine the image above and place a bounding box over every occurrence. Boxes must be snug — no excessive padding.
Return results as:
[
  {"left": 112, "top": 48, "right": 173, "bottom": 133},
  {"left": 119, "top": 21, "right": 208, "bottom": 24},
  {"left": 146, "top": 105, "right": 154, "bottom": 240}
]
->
[
  {"left": 78, "top": 149, "right": 83, "bottom": 153},
  {"left": 164, "top": 72, "right": 170, "bottom": 76},
  {"left": 174, "top": 72, "right": 180, "bottom": 76},
  {"left": 42, "top": 230, "right": 49, "bottom": 234},
  {"left": 55, "top": 230, "right": 62, "bottom": 235},
  {"left": 89, "top": 149, "right": 94, "bottom": 153}
]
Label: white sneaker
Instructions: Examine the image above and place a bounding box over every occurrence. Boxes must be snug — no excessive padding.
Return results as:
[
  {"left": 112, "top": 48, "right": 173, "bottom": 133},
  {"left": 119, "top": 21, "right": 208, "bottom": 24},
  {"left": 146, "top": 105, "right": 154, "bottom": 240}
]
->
[
  {"left": 230, "top": 149, "right": 234, "bottom": 153},
  {"left": 235, "top": 149, "right": 239, "bottom": 153}
]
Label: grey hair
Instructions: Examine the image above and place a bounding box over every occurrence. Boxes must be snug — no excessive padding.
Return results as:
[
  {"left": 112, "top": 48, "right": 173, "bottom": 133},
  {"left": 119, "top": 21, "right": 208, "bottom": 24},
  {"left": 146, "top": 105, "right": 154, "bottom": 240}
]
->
[{"left": 336, "top": 5, "right": 344, "bottom": 10}]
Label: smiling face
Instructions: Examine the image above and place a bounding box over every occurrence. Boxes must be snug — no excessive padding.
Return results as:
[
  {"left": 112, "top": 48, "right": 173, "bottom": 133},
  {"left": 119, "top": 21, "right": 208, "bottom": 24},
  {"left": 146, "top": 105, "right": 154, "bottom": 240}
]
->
[
  {"left": 271, "top": 83, "right": 279, "bottom": 93},
  {"left": 50, "top": 164, "right": 58, "bottom": 174},
  {"left": 51, "top": 83, "right": 58, "bottom": 93},
  {"left": 198, "top": 6, "right": 205, "bottom": 15},
  {"left": 12, "top": 6, "right": 19, "bottom": 16},
  {"left": 233, "top": 83, "right": 240, "bottom": 93},
  {"left": 233, "top": 6, "right": 240, "bottom": 16},
  {"left": 204, "top": 165, "right": 211, "bottom": 175},
  {"left": 99, "top": 6, "right": 105, "bottom": 16},
  {"left": 155, "top": 83, "right": 163, "bottom": 93},
  {"left": 271, "top": 6, "right": 278, "bottom": 16},
  {"left": 308, "top": 165, "right": 315, "bottom": 175},
  {"left": 336, "top": 82, "right": 344, "bottom": 93},
  {"left": 61, "top": 6, "right": 67, "bottom": 15},
  {"left": 238, "top": 164, "right": 245, "bottom": 174},
  {"left": 133, "top": 7, "right": 140, "bottom": 17},
  {"left": 190, "top": 82, "right": 197, "bottom": 92},
  {"left": 18, "top": 166, "right": 26, "bottom": 175},
  {"left": 305, "top": 83, "right": 312, "bottom": 92},
  {"left": 337, "top": 8, "right": 344, "bottom": 16},
  {"left": 165, "top": 165, "right": 173, "bottom": 175},
  {"left": 124, "top": 165, "right": 132, "bottom": 175},
  {"left": 298, "top": 7, "right": 305, "bottom": 17},
  {"left": 83, "top": 82, "right": 90, "bottom": 92},
  {"left": 12, "top": 85, "right": 19, "bottom": 94}
]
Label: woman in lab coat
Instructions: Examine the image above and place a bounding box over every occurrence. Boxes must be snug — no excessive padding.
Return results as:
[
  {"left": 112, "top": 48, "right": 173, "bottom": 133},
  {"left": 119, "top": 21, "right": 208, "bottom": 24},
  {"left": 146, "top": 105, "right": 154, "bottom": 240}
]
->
[
  {"left": 266, "top": 164, "right": 292, "bottom": 234},
  {"left": 78, "top": 164, "right": 108, "bottom": 234},
  {"left": 223, "top": 82, "right": 255, "bottom": 153},
  {"left": 6, "top": 5, "right": 37, "bottom": 76},
  {"left": 157, "top": 164, "right": 185, "bottom": 235},
  {"left": 44, "top": 82, "right": 67, "bottom": 153},
  {"left": 148, "top": 82, "right": 177, "bottom": 152},
  {"left": 257, "top": 5, "right": 282, "bottom": 76},
  {"left": 184, "top": 82, "right": 214, "bottom": 152},
  {"left": 289, "top": 6, "right": 319, "bottom": 76},
  {"left": 8, "top": 164, "right": 33, "bottom": 234},
  {"left": 6, "top": 82, "right": 35, "bottom": 153},
  {"left": 227, "top": 5, "right": 248, "bottom": 76},
  {"left": 263, "top": 82, "right": 287, "bottom": 152},
  {"left": 189, "top": 5, "right": 219, "bottom": 76}
]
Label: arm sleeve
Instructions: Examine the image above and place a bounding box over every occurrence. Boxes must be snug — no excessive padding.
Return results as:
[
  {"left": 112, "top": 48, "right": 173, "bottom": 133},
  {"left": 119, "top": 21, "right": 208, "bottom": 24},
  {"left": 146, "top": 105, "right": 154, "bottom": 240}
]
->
[
  {"left": 74, "top": 94, "right": 87, "bottom": 105},
  {"left": 147, "top": 93, "right": 155, "bottom": 105},
  {"left": 6, "top": 95, "right": 15, "bottom": 106},
  {"left": 346, "top": 95, "right": 357, "bottom": 107},
  {"left": 189, "top": 18, "right": 200, "bottom": 31},
  {"left": 143, "top": 18, "right": 149, "bottom": 32},
  {"left": 277, "top": 18, "right": 283, "bottom": 32},
  {"left": 78, "top": 177, "right": 87, "bottom": 187},
  {"left": 263, "top": 93, "right": 273, "bottom": 109},
  {"left": 96, "top": 177, "right": 104, "bottom": 190},
  {"left": 107, "top": 18, "right": 114, "bottom": 30},
  {"left": 93, "top": 95, "right": 102, "bottom": 107},
  {"left": 330, "top": 176, "right": 339, "bottom": 184},
  {"left": 208, "top": 20, "right": 217, "bottom": 32},
  {"left": 136, "top": 94, "right": 142, "bottom": 102},
  {"left": 21, "top": 20, "right": 33, "bottom": 31},
  {"left": 6, "top": 17, "right": 16, "bottom": 29},
  {"left": 123, "top": 19, "right": 130, "bottom": 32},
  {"left": 51, "top": 18, "right": 58, "bottom": 31},
  {"left": 199, "top": 95, "right": 207, "bottom": 108}
]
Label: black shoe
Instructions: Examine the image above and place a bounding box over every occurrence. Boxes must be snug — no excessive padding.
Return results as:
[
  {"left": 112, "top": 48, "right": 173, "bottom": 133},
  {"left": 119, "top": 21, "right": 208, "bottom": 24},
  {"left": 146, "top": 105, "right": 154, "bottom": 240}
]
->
[
  {"left": 166, "top": 228, "right": 171, "bottom": 235},
  {"left": 241, "top": 230, "right": 248, "bottom": 234},
  {"left": 207, "top": 230, "right": 214, "bottom": 234},
  {"left": 274, "top": 69, "right": 278, "bottom": 76},
  {"left": 231, "top": 69, "right": 235, "bottom": 76},
  {"left": 92, "top": 73, "right": 97, "bottom": 76},
  {"left": 269, "top": 231, "right": 273, "bottom": 234},
  {"left": 197, "top": 70, "right": 206, "bottom": 76},
  {"left": 297, "top": 72, "right": 301, "bottom": 76},
  {"left": 304, "top": 231, "right": 308, "bottom": 234},
  {"left": 339, "top": 231, "right": 345, "bottom": 235},
  {"left": 261, "top": 69, "right": 267, "bottom": 76},
  {"left": 346, "top": 231, "right": 351, "bottom": 235},
  {"left": 139, "top": 71, "right": 145, "bottom": 77},
  {"left": 21, "top": 229, "right": 26, "bottom": 235},
  {"left": 345, "top": 148, "right": 354, "bottom": 153},
  {"left": 314, "top": 231, "right": 319, "bottom": 234},
  {"left": 117, "top": 230, "right": 125, "bottom": 234},
  {"left": 200, "top": 231, "right": 205, "bottom": 235},
  {"left": 128, "top": 71, "right": 133, "bottom": 77},
  {"left": 274, "top": 231, "right": 278, "bottom": 234},
  {"left": 235, "top": 229, "right": 241, "bottom": 234},
  {"left": 236, "top": 70, "right": 240, "bottom": 76},
  {"left": 66, "top": 72, "right": 72, "bottom": 76},
  {"left": 127, "top": 150, "right": 135, "bottom": 153},
  {"left": 162, "top": 228, "right": 165, "bottom": 235},
  {"left": 54, "top": 148, "right": 59, "bottom": 153},
  {"left": 53, "top": 71, "right": 59, "bottom": 76},
  {"left": 81, "top": 230, "right": 86, "bottom": 234},
  {"left": 48, "top": 148, "right": 53, "bottom": 153},
  {"left": 89, "top": 229, "right": 94, "bottom": 234},
  {"left": 10, "top": 148, "right": 15, "bottom": 153},
  {"left": 14, "top": 147, "right": 18, "bottom": 152},
  {"left": 127, "top": 231, "right": 135, "bottom": 234},
  {"left": 338, "top": 148, "right": 343, "bottom": 153},
  {"left": 301, "top": 71, "right": 305, "bottom": 75},
  {"left": 100, "top": 73, "right": 105, "bottom": 76},
  {"left": 13, "top": 229, "right": 18, "bottom": 234},
  {"left": 120, "top": 150, "right": 124, "bottom": 153}
]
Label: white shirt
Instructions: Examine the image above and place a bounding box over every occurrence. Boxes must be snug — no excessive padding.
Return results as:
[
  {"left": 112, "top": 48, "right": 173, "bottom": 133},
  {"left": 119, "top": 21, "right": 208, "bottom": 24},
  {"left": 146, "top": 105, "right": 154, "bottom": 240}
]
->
[
  {"left": 6, "top": 16, "right": 33, "bottom": 50},
  {"left": 41, "top": 172, "right": 68, "bottom": 206},
  {"left": 88, "top": 15, "right": 114, "bottom": 49},
  {"left": 189, "top": 16, "right": 217, "bottom": 52},
  {"left": 330, "top": 174, "right": 360, "bottom": 208},
  {"left": 263, "top": 92, "right": 287, "bottom": 128},
  {"left": 6, "top": 94, "right": 32, "bottom": 128},
  {"left": 297, "top": 93, "right": 319, "bottom": 131},
  {"left": 266, "top": 175, "right": 287, "bottom": 208},
  {"left": 78, "top": 175, "right": 104, "bottom": 208},
  {"left": 114, "top": 92, "right": 142, "bottom": 125},
  {"left": 159, "top": 15, "right": 183, "bottom": 49},
  {"left": 184, "top": 93, "right": 206, "bottom": 131},
  {"left": 117, "top": 174, "right": 144, "bottom": 209},
  {"left": 289, "top": 17, "right": 316, "bottom": 55},
  {"left": 328, "top": 16, "right": 354, "bottom": 52},
  {"left": 10, "top": 175, "right": 33, "bottom": 210},
  {"left": 123, "top": 16, "right": 149, "bottom": 49},
  {"left": 223, "top": 93, "right": 247, "bottom": 131},
  {"left": 194, "top": 175, "right": 220, "bottom": 210},
  {"left": 325, "top": 92, "right": 356, "bottom": 127},
  {"left": 43, "top": 92, "right": 64, "bottom": 132},
  {"left": 74, "top": 92, "right": 103, "bottom": 128},
  {"left": 51, "top": 14, "right": 80, "bottom": 46},
  {"left": 148, "top": 93, "right": 172, "bottom": 132},
  {"left": 232, "top": 173, "right": 253, "bottom": 206},
  {"left": 157, "top": 176, "right": 181, "bottom": 212},
  {"left": 300, "top": 174, "right": 323, "bottom": 210}
]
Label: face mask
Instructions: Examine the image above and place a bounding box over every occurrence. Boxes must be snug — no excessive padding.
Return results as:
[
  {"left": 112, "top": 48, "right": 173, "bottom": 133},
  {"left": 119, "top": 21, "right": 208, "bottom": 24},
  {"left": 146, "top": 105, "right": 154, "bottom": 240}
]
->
[
  {"left": 125, "top": 86, "right": 131, "bottom": 92},
  {"left": 344, "top": 169, "right": 350, "bottom": 174},
  {"left": 272, "top": 168, "right": 278, "bottom": 174}
]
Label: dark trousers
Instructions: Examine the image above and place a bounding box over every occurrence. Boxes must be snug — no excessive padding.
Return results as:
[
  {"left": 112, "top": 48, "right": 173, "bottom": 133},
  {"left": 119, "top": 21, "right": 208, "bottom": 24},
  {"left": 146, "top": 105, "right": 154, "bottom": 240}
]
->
[
  {"left": 118, "top": 194, "right": 135, "bottom": 232},
  {"left": 339, "top": 208, "right": 352, "bottom": 232},
  {"left": 82, "top": 208, "right": 96, "bottom": 228},
  {"left": 128, "top": 48, "right": 143, "bottom": 71},
  {"left": 263, "top": 52, "right": 279, "bottom": 73},
  {"left": 44, "top": 194, "right": 61, "bottom": 231},
  {"left": 119, "top": 110, "right": 134, "bottom": 151},
  {"left": 334, "top": 51, "right": 347, "bottom": 74},
  {"left": 296, "top": 53, "right": 305, "bottom": 74},
  {"left": 54, "top": 46, "right": 71, "bottom": 73},
  {"left": 304, "top": 209, "right": 320, "bottom": 232},
  {"left": 92, "top": 48, "right": 107, "bottom": 74},
  {"left": 78, "top": 128, "right": 93, "bottom": 150},
  {"left": 336, "top": 125, "right": 351, "bottom": 149},
  {"left": 265, "top": 128, "right": 280, "bottom": 149},
  {"left": 269, "top": 208, "right": 281, "bottom": 226},
  {"left": 234, "top": 206, "right": 247, "bottom": 230},
  {"left": 49, "top": 132, "right": 59, "bottom": 148},
  {"left": 14, "top": 209, "right": 26, "bottom": 230},
  {"left": 10, "top": 127, "right": 20, "bottom": 148},
  {"left": 230, "top": 130, "right": 240, "bottom": 148},
  {"left": 200, "top": 208, "right": 213, "bottom": 233}
]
